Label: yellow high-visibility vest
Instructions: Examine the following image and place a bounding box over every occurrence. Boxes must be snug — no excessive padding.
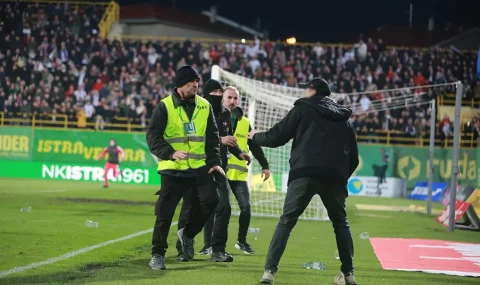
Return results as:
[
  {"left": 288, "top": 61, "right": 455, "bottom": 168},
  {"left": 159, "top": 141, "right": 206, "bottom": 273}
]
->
[
  {"left": 157, "top": 95, "right": 210, "bottom": 171},
  {"left": 227, "top": 116, "right": 250, "bottom": 181}
]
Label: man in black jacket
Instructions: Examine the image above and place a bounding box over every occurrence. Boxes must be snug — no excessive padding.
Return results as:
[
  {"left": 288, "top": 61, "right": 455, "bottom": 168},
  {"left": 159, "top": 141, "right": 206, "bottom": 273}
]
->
[
  {"left": 249, "top": 78, "right": 359, "bottom": 285},
  {"left": 175, "top": 79, "right": 251, "bottom": 263},
  {"left": 146, "top": 66, "right": 225, "bottom": 270}
]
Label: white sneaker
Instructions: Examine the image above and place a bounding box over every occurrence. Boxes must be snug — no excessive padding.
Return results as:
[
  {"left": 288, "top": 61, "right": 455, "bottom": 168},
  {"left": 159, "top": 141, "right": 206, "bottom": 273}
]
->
[
  {"left": 334, "top": 272, "right": 357, "bottom": 285},
  {"left": 260, "top": 270, "right": 274, "bottom": 284}
]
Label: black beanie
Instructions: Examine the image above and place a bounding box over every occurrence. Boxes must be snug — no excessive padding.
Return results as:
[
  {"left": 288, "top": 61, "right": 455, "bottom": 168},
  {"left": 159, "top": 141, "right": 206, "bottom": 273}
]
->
[
  {"left": 175, "top": 65, "right": 200, "bottom": 87},
  {"left": 202, "top": 79, "right": 223, "bottom": 97}
]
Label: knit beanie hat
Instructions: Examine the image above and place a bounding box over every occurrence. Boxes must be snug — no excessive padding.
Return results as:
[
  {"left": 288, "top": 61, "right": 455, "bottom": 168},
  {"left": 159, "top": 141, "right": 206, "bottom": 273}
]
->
[{"left": 175, "top": 65, "right": 200, "bottom": 87}]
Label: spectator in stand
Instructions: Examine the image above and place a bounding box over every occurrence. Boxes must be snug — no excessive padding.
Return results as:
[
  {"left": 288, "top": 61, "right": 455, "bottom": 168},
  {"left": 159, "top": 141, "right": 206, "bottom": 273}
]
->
[{"left": 0, "top": 1, "right": 478, "bottom": 148}]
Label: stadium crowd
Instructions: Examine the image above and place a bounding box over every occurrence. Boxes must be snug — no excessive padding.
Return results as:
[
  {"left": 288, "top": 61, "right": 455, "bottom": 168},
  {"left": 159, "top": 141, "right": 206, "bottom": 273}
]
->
[{"left": 0, "top": 2, "right": 479, "bottom": 145}]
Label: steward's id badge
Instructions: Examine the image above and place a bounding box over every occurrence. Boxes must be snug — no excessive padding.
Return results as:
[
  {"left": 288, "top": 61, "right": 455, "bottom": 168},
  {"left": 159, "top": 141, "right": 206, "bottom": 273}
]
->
[
  {"left": 184, "top": 122, "right": 196, "bottom": 136},
  {"left": 227, "top": 152, "right": 232, "bottom": 158}
]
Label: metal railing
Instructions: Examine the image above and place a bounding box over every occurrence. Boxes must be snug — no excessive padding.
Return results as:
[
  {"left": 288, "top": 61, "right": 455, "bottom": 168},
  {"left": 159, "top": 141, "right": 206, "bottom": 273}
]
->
[
  {"left": 356, "top": 130, "right": 478, "bottom": 148},
  {"left": 0, "top": 112, "right": 146, "bottom": 133},
  {"left": 438, "top": 95, "right": 480, "bottom": 107},
  {"left": 99, "top": 1, "right": 120, "bottom": 39},
  {"left": 1, "top": 112, "right": 477, "bottom": 147}
]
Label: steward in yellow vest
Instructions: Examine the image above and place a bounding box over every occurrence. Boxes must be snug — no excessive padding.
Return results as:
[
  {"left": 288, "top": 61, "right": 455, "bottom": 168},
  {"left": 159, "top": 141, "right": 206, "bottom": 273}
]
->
[
  {"left": 222, "top": 86, "right": 271, "bottom": 255},
  {"left": 175, "top": 79, "right": 252, "bottom": 263},
  {"left": 146, "top": 65, "right": 224, "bottom": 270}
]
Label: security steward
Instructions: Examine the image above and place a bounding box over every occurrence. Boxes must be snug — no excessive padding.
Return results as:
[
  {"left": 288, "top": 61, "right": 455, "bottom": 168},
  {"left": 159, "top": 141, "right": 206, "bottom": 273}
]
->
[
  {"left": 146, "top": 65, "right": 225, "bottom": 270},
  {"left": 176, "top": 79, "right": 251, "bottom": 263}
]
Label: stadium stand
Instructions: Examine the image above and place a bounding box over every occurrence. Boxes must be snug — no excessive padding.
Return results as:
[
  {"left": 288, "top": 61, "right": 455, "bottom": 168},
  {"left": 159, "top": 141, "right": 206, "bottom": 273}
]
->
[{"left": 0, "top": 1, "right": 479, "bottom": 147}]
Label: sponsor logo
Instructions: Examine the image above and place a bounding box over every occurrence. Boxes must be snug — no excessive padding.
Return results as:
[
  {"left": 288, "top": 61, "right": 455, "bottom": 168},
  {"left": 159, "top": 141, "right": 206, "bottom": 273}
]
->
[
  {"left": 41, "top": 164, "right": 150, "bottom": 184},
  {"left": 409, "top": 181, "right": 447, "bottom": 201},
  {"left": 347, "top": 178, "right": 363, "bottom": 194}
]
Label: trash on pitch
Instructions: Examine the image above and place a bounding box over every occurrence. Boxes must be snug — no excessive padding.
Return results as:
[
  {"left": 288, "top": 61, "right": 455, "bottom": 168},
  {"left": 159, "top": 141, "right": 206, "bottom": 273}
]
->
[
  {"left": 359, "top": 232, "right": 370, "bottom": 239},
  {"left": 248, "top": 228, "right": 260, "bottom": 233},
  {"left": 303, "top": 262, "right": 326, "bottom": 270},
  {"left": 20, "top": 206, "right": 32, "bottom": 212},
  {"left": 85, "top": 220, "right": 99, "bottom": 228},
  {"left": 335, "top": 250, "right": 340, "bottom": 259}
]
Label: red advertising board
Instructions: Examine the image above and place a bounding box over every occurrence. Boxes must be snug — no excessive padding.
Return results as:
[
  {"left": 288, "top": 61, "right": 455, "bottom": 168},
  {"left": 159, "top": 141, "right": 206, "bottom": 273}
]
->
[
  {"left": 436, "top": 200, "right": 471, "bottom": 227},
  {"left": 370, "top": 238, "right": 480, "bottom": 277}
]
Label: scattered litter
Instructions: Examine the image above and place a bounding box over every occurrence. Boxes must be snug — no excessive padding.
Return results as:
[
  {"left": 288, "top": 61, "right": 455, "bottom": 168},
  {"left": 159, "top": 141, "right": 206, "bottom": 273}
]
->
[
  {"left": 303, "top": 262, "right": 327, "bottom": 270},
  {"left": 85, "top": 220, "right": 99, "bottom": 228},
  {"left": 20, "top": 206, "right": 31, "bottom": 213},
  {"left": 359, "top": 232, "right": 370, "bottom": 239}
]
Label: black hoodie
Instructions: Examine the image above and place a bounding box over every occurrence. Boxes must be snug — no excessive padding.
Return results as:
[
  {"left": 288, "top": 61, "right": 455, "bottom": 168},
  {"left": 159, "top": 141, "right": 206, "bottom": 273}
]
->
[
  {"left": 202, "top": 79, "right": 244, "bottom": 170},
  {"left": 252, "top": 95, "right": 359, "bottom": 185}
]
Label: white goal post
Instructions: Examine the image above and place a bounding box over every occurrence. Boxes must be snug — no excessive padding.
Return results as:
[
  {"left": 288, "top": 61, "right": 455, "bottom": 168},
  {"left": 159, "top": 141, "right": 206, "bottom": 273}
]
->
[{"left": 211, "top": 65, "right": 329, "bottom": 221}]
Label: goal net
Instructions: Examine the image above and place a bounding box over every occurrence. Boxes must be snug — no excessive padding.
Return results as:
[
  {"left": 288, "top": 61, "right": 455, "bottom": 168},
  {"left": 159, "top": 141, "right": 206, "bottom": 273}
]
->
[
  {"left": 212, "top": 65, "right": 459, "bottom": 221},
  {"left": 211, "top": 65, "right": 328, "bottom": 221}
]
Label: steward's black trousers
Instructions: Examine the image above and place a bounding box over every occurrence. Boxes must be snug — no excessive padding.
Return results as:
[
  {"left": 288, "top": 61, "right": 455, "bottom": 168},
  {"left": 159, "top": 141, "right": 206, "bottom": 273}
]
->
[{"left": 151, "top": 169, "right": 218, "bottom": 256}]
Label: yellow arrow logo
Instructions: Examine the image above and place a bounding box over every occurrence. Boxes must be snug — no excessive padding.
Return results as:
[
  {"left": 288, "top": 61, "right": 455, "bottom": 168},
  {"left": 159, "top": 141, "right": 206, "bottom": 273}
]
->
[{"left": 397, "top": 155, "right": 421, "bottom": 181}]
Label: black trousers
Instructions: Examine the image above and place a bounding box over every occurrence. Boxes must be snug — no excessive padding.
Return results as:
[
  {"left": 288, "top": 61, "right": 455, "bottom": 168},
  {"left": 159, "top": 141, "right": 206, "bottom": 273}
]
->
[
  {"left": 151, "top": 170, "right": 218, "bottom": 256},
  {"left": 196, "top": 180, "right": 251, "bottom": 248},
  {"left": 378, "top": 165, "right": 388, "bottom": 184},
  {"left": 176, "top": 173, "right": 231, "bottom": 253},
  {"left": 229, "top": 180, "right": 251, "bottom": 243},
  {"left": 265, "top": 177, "right": 354, "bottom": 274}
]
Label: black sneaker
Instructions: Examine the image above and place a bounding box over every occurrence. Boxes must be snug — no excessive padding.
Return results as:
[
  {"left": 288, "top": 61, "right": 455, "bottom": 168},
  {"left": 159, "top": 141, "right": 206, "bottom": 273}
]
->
[
  {"left": 103, "top": 185, "right": 108, "bottom": 188},
  {"left": 235, "top": 241, "right": 255, "bottom": 254},
  {"left": 211, "top": 251, "right": 233, "bottom": 262},
  {"left": 260, "top": 270, "right": 274, "bottom": 284},
  {"left": 198, "top": 245, "right": 212, "bottom": 255},
  {"left": 177, "top": 228, "right": 195, "bottom": 259},
  {"left": 149, "top": 254, "right": 166, "bottom": 270},
  {"left": 177, "top": 252, "right": 190, "bottom": 262}
]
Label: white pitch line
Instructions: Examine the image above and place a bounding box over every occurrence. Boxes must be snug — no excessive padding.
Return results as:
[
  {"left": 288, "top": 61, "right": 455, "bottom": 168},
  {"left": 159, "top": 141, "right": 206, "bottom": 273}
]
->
[
  {"left": 0, "top": 190, "right": 67, "bottom": 194},
  {"left": 0, "top": 221, "right": 178, "bottom": 278},
  {"left": 419, "top": 256, "right": 465, "bottom": 261}
]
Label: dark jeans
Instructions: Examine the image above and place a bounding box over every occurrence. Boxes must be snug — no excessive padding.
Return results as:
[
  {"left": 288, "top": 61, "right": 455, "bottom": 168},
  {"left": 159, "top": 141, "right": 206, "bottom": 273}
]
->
[
  {"left": 152, "top": 171, "right": 218, "bottom": 256},
  {"left": 176, "top": 173, "right": 231, "bottom": 253},
  {"left": 378, "top": 165, "right": 387, "bottom": 184},
  {"left": 265, "top": 177, "right": 354, "bottom": 274},
  {"left": 229, "top": 180, "right": 251, "bottom": 243},
  {"left": 197, "top": 180, "right": 251, "bottom": 248}
]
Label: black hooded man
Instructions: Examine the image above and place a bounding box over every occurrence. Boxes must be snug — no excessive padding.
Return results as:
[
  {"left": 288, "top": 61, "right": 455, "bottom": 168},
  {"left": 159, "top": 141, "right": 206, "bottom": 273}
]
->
[{"left": 248, "top": 78, "right": 359, "bottom": 285}]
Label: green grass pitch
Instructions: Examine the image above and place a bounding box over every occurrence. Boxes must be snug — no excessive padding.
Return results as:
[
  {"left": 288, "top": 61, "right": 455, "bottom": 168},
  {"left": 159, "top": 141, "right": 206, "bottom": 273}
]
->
[{"left": 0, "top": 179, "right": 478, "bottom": 285}]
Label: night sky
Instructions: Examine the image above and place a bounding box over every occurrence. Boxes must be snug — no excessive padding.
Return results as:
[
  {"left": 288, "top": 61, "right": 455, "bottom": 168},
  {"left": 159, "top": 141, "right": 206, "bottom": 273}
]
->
[{"left": 117, "top": 0, "right": 479, "bottom": 42}]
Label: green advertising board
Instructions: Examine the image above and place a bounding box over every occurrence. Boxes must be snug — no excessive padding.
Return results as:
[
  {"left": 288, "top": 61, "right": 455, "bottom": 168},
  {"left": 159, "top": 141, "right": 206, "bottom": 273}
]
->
[
  {"left": 0, "top": 127, "right": 479, "bottom": 188},
  {"left": 0, "top": 160, "right": 159, "bottom": 185},
  {"left": 0, "top": 127, "right": 156, "bottom": 167}
]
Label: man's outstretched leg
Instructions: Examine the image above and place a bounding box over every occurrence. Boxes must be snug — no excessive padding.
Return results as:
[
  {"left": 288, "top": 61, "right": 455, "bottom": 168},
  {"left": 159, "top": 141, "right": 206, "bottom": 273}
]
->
[
  {"left": 260, "top": 177, "right": 315, "bottom": 284},
  {"left": 103, "top": 162, "right": 112, "bottom": 188},
  {"left": 319, "top": 180, "right": 357, "bottom": 285}
]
